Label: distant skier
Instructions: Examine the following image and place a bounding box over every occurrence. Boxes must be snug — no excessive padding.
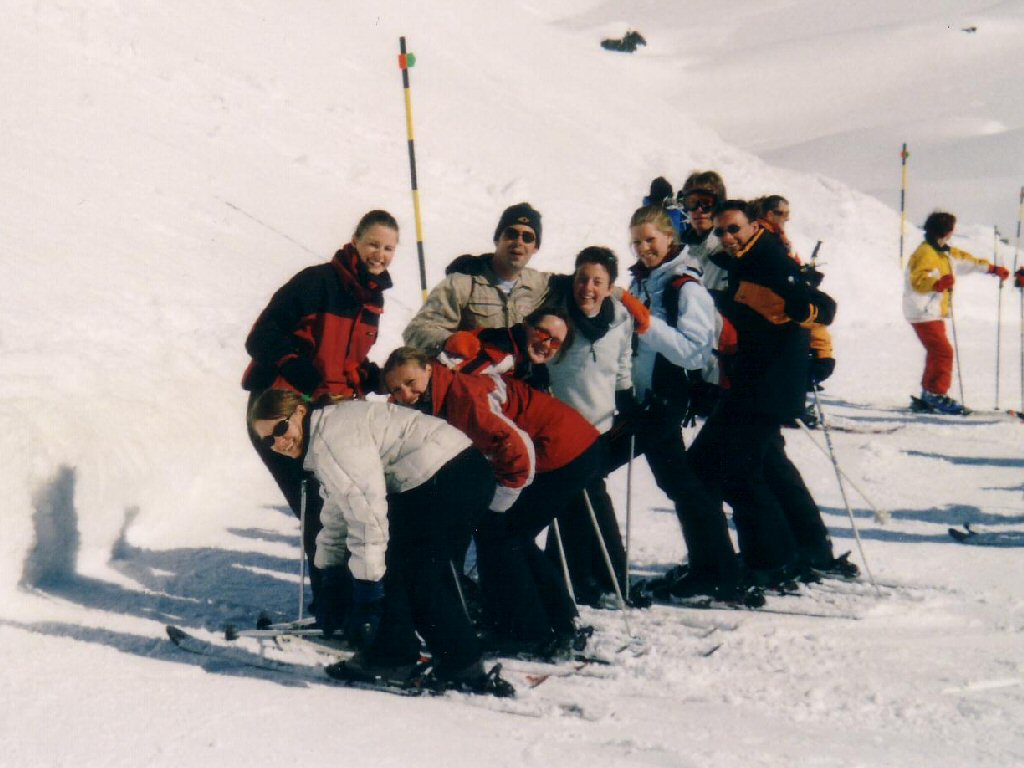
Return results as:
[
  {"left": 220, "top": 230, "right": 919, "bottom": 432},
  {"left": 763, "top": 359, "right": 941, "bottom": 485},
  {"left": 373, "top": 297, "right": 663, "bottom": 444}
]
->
[{"left": 902, "top": 211, "right": 1008, "bottom": 414}]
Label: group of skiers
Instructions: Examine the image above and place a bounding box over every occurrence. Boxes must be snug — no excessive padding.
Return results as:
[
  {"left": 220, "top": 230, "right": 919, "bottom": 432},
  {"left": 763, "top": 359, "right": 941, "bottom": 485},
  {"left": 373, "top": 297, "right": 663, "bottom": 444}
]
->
[{"left": 241, "top": 174, "right": 1013, "bottom": 698}]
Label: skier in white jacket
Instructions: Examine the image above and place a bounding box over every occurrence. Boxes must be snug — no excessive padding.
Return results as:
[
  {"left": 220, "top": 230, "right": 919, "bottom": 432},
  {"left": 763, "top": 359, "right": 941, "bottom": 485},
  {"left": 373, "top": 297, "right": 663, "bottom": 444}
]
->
[{"left": 249, "top": 388, "right": 512, "bottom": 696}]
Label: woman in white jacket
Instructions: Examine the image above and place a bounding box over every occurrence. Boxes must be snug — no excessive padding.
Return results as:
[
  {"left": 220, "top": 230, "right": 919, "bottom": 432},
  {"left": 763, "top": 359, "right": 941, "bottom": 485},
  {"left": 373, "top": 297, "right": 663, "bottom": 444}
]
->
[
  {"left": 611, "top": 205, "right": 743, "bottom": 601},
  {"left": 249, "top": 388, "right": 512, "bottom": 696}
]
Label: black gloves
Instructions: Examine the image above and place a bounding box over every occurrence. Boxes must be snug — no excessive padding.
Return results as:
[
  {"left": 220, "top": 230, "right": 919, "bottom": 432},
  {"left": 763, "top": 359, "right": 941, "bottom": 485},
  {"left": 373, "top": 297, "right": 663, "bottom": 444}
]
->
[
  {"left": 314, "top": 565, "right": 353, "bottom": 638},
  {"left": 345, "top": 579, "right": 385, "bottom": 650},
  {"left": 279, "top": 356, "right": 322, "bottom": 396}
]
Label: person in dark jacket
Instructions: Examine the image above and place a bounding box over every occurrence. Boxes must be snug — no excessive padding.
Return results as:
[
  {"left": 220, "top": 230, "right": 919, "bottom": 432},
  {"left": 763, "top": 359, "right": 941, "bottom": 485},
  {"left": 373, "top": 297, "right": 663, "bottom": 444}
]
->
[
  {"left": 686, "top": 200, "right": 856, "bottom": 588},
  {"left": 242, "top": 209, "right": 398, "bottom": 606}
]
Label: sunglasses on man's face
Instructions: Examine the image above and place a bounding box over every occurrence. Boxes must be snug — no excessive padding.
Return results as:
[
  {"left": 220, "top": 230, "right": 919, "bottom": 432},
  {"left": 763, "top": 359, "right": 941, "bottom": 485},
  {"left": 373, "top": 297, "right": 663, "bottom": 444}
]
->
[
  {"left": 531, "top": 327, "right": 563, "bottom": 350},
  {"left": 713, "top": 224, "right": 744, "bottom": 237},
  {"left": 502, "top": 227, "right": 536, "bottom": 244},
  {"left": 260, "top": 417, "right": 291, "bottom": 449},
  {"left": 682, "top": 193, "right": 717, "bottom": 213}
]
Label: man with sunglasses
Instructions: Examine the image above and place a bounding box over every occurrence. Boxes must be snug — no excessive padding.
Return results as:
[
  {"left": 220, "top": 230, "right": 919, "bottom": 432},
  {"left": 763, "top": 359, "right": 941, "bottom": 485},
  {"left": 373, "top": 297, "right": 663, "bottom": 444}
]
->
[
  {"left": 684, "top": 200, "right": 857, "bottom": 591},
  {"left": 403, "top": 202, "right": 551, "bottom": 355}
]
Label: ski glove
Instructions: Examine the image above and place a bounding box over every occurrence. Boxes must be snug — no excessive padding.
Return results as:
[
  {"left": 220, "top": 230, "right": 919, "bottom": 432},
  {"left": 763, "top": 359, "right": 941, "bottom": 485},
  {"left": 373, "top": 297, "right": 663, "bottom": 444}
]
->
[
  {"left": 315, "top": 565, "right": 353, "bottom": 639},
  {"left": 932, "top": 274, "right": 955, "bottom": 293},
  {"left": 345, "top": 579, "right": 385, "bottom": 651},
  {"left": 445, "top": 331, "right": 482, "bottom": 361},
  {"left": 988, "top": 264, "right": 1010, "bottom": 281},
  {"left": 618, "top": 290, "right": 651, "bottom": 335},
  {"left": 1016, "top": 268, "right": 1024, "bottom": 289}
]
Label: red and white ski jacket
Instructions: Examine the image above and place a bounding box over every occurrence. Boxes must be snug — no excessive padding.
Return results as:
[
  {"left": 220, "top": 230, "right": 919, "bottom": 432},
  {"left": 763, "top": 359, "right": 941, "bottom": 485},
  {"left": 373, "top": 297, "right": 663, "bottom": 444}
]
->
[{"left": 425, "top": 364, "right": 598, "bottom": 512}]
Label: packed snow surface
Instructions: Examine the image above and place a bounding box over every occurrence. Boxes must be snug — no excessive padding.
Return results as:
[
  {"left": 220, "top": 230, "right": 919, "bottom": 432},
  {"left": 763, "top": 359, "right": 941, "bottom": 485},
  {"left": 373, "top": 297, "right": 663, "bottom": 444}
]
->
[{"left": 2, "top": 2, "right": 1022, "bottom": 766}]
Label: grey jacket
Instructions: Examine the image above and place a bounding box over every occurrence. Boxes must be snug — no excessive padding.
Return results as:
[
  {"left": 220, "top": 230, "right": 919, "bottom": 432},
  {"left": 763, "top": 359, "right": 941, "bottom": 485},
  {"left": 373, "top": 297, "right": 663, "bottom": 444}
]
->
[{"left": 548, "top": 300, "right": 633, "bottom": 433}]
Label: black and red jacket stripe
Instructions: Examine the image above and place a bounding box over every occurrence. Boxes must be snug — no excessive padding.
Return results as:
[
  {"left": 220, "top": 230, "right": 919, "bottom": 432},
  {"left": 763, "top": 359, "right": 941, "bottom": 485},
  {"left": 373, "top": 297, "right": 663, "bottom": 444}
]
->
[{"left": 242, "top": 244, "right": 391, "bottom": 399}]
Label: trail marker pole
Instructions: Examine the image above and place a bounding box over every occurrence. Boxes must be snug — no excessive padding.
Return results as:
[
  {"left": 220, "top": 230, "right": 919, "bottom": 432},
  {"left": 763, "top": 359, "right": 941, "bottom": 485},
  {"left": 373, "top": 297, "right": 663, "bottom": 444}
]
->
[{"left": 398, "top": 37, "right": 428, "bottom": 302}]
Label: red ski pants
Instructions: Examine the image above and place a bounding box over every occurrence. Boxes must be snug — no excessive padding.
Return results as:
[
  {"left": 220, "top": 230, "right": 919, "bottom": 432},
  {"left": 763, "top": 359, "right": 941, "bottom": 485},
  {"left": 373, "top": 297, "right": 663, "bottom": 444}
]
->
[{"left": 911, "top": 320, "right": 953, "bottom": 395}]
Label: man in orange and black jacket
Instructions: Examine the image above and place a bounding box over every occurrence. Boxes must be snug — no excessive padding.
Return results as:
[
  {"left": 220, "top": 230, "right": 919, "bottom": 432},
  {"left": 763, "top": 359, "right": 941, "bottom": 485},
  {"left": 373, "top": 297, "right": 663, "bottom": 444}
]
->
[{"left": 687, "top": 200, "right": 855, "bottom": 588}]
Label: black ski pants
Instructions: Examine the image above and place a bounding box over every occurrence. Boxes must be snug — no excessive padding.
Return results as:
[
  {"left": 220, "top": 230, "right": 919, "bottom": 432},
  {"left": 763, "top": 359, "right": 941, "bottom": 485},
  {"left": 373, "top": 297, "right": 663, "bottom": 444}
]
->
[
  {"left": 543, "top": 472, "right": 627, "bottom": 605},
  {"left": 688, "top": 407, "right": 832, "bottom": 571},
  {"left": 606, "top": 403, "right": 738, "bottom": 581},
  {"left": 367, "top": 447, "right": 494, "bottom": 676},
  {"left": 475, "top": 439, "right": 605, "bottom": 642}
]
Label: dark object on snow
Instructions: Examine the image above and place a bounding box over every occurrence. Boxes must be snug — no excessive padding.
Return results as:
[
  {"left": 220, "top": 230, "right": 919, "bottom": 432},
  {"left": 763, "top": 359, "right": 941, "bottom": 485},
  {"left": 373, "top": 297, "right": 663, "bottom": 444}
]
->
[
  {"left": 961, "top": 26, "right": 977, "bottom": 33},
  {"left": 948, "top": 522, "right": 1023, "bottom": 547},
  {"left": 601, "top": 30, "right": 647, "bottom": 53}
]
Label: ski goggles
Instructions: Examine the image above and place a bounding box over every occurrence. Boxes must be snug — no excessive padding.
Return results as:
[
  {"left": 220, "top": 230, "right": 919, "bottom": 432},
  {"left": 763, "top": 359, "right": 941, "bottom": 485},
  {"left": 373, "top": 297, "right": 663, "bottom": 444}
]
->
[
  {"left": 260, "top": 417, "right": 291, "bottom": 449},
  {"left": 680, "top": 192, "right": 717, "bottom": 213},
  {"left": 501, "top": 226, "right": 536, "bottom": 244},
  {"left": 530, "top": 327, "right": 564, "bottom": 350},
  {"left": 713, "top": 224, "right": 744, "bottom": 237}
]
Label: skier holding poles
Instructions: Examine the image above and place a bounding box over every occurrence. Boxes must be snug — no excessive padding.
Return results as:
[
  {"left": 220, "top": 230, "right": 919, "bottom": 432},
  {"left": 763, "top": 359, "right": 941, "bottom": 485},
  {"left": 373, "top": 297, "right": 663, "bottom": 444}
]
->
[{"left": 903, "top": 211, "right": 1008, "bottom": 415}]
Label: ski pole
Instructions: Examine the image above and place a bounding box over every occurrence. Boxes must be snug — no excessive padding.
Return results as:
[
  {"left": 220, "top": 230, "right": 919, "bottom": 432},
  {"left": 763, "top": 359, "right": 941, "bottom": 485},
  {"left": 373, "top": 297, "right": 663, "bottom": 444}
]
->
[
  {"left": 899, "top": 143, "right": 909, "bottom": 268},
  {"left": 583, "top": 490, "right": 633, "bottom": 638},
  {"left": 298, "top": 478, "right": 308, "bottom": 621},
  {"left": 806, "top": 391, "right": 881, "bottom": 596},
  {"left": 624, "top": 435, "right": 635, "bottom": 602},
  {"left": 994, "top": 225, "right": 1003, "bottom": 410},
  {"left": 948, "top": 284, "right": 968, "bottom": 412},
  {"left": 797, "top": 420, "right": 890, "bottom": 524},
  {"left": 1015, "top": 186, "right": 1024, "bottom": 413},
  {"left": 398, "top": 37, "right": 428, "bottom": 302},
  {"left": 550, "top": 518, "right": 577, "bottom": 604}
]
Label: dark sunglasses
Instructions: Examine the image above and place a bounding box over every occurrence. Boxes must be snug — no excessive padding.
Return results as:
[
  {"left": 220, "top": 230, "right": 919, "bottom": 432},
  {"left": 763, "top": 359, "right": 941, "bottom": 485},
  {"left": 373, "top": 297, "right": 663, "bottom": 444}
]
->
[
  {"left": 773, "top": 209, "right": 790, "bottom": 217},
  {"left": 531, "top": 327, "right": 563, "bottom": 350},
  {"left": 681, "top": 193, "right": 717, "bottom": 213},
  {"left": 260, "top": 417, "right": 291, "bottom": 449},
  {"left": 501, "top": 226, "right": 536, "bottom": 244},
  {"left": 713, "top": 224, "right": 744, "bottom": 237}
]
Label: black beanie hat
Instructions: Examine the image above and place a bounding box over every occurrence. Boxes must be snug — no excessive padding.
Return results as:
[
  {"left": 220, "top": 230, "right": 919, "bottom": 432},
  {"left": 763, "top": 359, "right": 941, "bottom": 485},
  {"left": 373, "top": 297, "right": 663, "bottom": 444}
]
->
[{"left": 493, "top": 202, "right": 542, "bottom": 247}]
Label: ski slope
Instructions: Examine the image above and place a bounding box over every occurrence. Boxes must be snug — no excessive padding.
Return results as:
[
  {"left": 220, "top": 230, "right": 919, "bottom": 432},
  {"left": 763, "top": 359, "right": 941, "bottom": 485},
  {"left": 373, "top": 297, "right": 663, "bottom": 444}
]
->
[{"left": 1, "top": 1, "right": 1022, "bottom": 766}]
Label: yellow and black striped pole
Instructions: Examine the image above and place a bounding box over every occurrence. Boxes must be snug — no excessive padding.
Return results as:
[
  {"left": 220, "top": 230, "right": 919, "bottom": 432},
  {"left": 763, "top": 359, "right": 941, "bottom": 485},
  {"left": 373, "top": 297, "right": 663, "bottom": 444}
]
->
[
  {"left": 899, "top": 143, "right": 909, "bottom": 268},
  {"left": 398, "top": 37, "right": 428, "bottom": 302}
]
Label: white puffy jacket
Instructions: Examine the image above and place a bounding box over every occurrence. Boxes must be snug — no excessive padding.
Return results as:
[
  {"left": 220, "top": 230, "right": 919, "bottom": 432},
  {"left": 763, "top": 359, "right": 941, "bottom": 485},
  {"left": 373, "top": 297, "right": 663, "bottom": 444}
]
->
[{"left": 303, "top": 401, "right": 472, "bottom": 579}]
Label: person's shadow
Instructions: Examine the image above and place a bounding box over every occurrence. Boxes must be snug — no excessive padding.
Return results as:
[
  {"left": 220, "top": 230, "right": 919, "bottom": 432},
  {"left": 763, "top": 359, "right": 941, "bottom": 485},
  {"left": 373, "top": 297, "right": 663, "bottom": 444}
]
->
[{"left": 15, "top": 465, "right": 326, "bottom": 687}]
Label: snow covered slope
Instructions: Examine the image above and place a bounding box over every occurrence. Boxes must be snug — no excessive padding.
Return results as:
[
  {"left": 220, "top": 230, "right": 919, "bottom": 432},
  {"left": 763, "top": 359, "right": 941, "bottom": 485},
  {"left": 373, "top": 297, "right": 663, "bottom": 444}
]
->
[{"left": 1, "top": 1, "right": 1022, "bottom": 766}]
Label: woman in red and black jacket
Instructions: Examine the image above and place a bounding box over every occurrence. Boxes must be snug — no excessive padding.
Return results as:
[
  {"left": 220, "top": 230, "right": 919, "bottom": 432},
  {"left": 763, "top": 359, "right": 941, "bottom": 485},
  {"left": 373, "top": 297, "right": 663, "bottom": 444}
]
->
[{"left": 242, "top": 209, "right": 398, "bottom": 608}]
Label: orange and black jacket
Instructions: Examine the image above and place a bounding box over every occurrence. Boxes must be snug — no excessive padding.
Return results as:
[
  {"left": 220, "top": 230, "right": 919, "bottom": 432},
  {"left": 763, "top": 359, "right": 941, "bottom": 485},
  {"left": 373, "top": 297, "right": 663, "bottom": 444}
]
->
[
  {"left": 242, "top": 244, "right": 391, "bottom": 399},
  {"left": 717, "top": 228, "right": 835, "bottom": 421}
]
